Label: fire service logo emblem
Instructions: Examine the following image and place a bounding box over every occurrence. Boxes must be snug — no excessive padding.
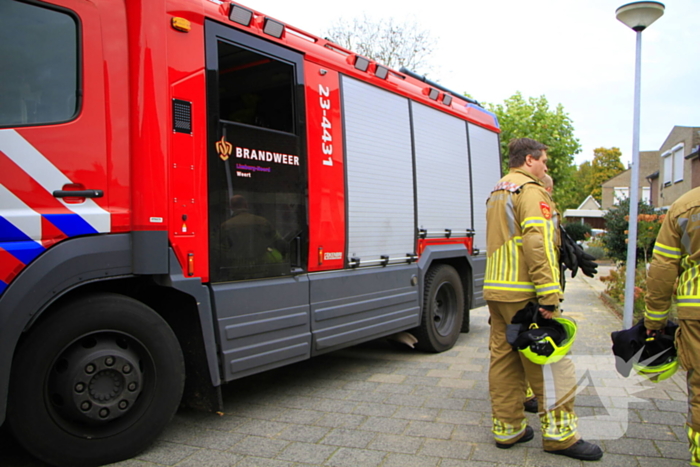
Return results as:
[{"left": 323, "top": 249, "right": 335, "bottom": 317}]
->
[
  {"left": 540, "top": 201, "right": 551, "bottom": 220},
  {"left": 216, "top": 136, "right": 232, "bottom": 161}
]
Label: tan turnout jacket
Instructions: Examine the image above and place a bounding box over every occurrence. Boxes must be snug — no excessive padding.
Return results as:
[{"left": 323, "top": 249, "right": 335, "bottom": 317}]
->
[
  {"left": 484, "top": 169, "right": 561, "bottom": 306},
  {"left": 645, "top": 187, "right": 700, "bottom": 329}
]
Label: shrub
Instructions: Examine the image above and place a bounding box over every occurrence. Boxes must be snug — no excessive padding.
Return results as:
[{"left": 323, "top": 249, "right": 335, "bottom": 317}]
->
[
  {"left": 563, "top": 222, "right": 592, "bottom": 242},
  {"left": 600, "top": 264, "right": 678, "bottom": 322},
  {"left": 586, "top": 235, "right": 606, "bottom": 249},
  {"left": 584, "top": 246, "right": 605, "bottom": 260},
  {"left": 602, "top": 198, "right": 656, "bottom": 263},
  {"left": 599, "top": 264, "right": 646, "bottom": 321}
]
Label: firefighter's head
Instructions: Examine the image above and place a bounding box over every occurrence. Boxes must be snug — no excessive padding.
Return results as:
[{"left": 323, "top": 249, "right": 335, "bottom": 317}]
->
[
  {"left": 541, "top": 174, "right": 554, "bottom": 194},
  {"left": 509, "top": 138, "right": 548, "bottom": 179}
]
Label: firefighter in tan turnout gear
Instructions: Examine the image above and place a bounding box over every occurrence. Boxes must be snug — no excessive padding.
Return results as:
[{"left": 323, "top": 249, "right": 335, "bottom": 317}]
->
[
  {"left": 485, "top": 138, "right": 602, "bottom": 460},
  {"left": 645, "top": 187, "right": 700, "bottom": 466}
]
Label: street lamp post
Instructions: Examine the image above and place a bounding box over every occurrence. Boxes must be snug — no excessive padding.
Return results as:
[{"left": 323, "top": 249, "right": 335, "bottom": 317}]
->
[{"left": 615, "top": 1, "right": 665, "bottom": 329}]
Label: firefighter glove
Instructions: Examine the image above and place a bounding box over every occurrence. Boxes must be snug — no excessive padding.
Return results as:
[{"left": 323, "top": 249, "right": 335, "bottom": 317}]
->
[
  {"left": 572, "top": 241, "right": 598, "bottom": 277},
  {"left": 559, "top": 227, "right": 579, "bottom": 277}
]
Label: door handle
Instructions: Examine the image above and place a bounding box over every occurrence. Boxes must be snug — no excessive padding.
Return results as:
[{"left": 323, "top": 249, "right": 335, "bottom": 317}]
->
[{"left": 53, "top": 190, "right": 103, "bottom": 198}]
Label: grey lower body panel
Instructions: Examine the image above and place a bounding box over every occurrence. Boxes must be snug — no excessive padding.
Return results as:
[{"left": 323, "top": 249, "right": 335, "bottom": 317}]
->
[
  {"left": 471, "top": 255, "right": 486, "bottom": 308},
  {"left": 309, "top": 265, "right": 421, "bottom": 355},
  {"left": 210, "top": 265, "right": 422, "bottom": 382},
  {"left": 211, "top": 276, "right": 312, "bottom": 382}
]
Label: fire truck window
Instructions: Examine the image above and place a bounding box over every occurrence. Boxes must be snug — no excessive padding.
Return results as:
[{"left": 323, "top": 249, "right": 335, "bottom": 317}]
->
[
  {"left": 209, "top": 40, "right": 305, "bottom": 283},
  {"left": 217, "top": 42, "right": 295, "bottom": 133},
  {"left": 0, "top": 2, "right": 78, "bottom": 127}
]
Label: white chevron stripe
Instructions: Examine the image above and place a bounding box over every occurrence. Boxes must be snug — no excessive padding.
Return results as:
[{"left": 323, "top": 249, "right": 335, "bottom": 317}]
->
[
  {"left": 0, "top": 182, "right": 43, "bottom": 242},
  {"left": 0, "top": 129, "right": 110, "bottom": 233}
]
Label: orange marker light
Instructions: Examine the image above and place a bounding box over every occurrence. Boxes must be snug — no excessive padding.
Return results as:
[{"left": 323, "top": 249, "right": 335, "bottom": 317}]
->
[{"left": 172, "top": 17, "right": 191, "bottom": 32}]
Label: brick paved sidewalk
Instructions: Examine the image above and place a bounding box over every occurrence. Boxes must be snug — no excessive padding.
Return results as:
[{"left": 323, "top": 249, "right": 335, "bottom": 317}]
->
[{"left": 0, "top": 270, "right": 690, "bottom": 466}]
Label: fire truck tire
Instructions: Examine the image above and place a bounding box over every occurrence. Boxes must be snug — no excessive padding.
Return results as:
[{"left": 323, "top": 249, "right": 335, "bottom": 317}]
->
[
  {"left": 414, "top": 264, "right": 464, "bottom": 353},
  {"left": 8, "top": 293, "right": 185, "bottom": 467},
  {"left": 461, "top": 308, "right": 471, "bottom": 333}
]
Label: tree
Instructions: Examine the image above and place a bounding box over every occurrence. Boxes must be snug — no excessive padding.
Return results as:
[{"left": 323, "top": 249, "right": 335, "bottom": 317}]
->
[
  {"left": 602, "top": 197, "right": 656, "bottom": 263},
  {"left": 562, "top": 221, "right": 592, "bottom": 242},
  {"left": 587, "top": 147, "right": 625, "bottom": 203},
  {"left": 569, "top": 160, "right": 594, "bottom": 207},
  {"left": 487, "top": 92, "right": 580, "bottom": 209},
  {"left": 560, "top": 148, "right": 625, "bottom": 209},
  {"left": 323, "top": 15, "right": 436, "bottom": 72}
]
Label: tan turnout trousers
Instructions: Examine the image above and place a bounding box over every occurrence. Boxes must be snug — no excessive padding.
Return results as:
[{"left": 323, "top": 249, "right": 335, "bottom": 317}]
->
[
  {"left": 677, "top": 320, "right": 700, "bottom": 465},
  {"left": 488, "top": 299, "right": 580, "bottom": 450}
]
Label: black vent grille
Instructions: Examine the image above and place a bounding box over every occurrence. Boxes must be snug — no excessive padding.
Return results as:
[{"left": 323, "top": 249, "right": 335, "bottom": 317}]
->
[{"left": 173, "top": 99, "right": 192, "bottom": 134}]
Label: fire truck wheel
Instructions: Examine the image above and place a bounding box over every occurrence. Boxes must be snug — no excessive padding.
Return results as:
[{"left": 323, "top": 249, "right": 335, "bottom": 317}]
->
[
  {"left": 461, "top": 308, "right": 471, "bottom": 333},
  {"left": 8, "top": 293, "right": 185, "bottom": 467},
  {"left": 414, "top": 264, "right": 464, "bottom": 353}
]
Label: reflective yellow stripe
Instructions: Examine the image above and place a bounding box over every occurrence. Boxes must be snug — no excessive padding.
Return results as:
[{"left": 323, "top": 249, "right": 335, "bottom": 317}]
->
[
  {"left": 492, "top": 418, "right": 527, "bottom": 441},
  {"left": 525, "top": 386, "right": 534, "bottom": 399},
  {"left": 653, "top": 242, "right": 681, "bottom": 259},
  {"left": 679, "top": 258, "right": 700, "bottom": 298},
  {"left": 522, "top": 217, "right": 546, "bottom": 230},
  {"left": 486, "top": 238, "right": 525, "bottom": 285},
  {"left": 484, "top": 281, "right": 536, "bottom": 292},
  {"left": 535, "top": 282, "right": 561, "bottom": 295},
  {"left": 540, "top": 410, "right": 578, "bottom": 442},
  {"left": 688, "top": 425, "right": 700, "bottom": 464},
  {"left": 677, "top": 297, "right": 700, "bottom": 307},
  {"left": 645, "top": 307, "right": 670, "bottom": 321},
  {"left": 543, "top": 217, "right": 560, "bottom": 287}
]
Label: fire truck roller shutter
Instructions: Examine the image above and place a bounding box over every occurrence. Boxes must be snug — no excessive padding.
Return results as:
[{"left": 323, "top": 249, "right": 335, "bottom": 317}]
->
[
  {"left": 412, "top": 102, "right": 471, "bottom": 239},
  {"left": 467, "top": 123, "right": 501, "bottom": 307},
  {"left": 341, "top": 76, "right": 415, "bottom": 265}
]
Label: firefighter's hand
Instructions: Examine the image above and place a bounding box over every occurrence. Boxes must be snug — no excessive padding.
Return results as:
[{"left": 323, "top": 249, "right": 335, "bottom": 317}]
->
[{"left": 539, "top": 304, "right": 556, "bottom": 320}]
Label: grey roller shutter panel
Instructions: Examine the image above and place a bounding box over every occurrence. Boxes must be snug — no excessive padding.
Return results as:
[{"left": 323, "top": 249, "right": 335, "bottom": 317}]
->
[
  {"left": 342, "top": 76, "right": 415, "bottom": 265},
  {"left": 468, "top": 123, "right": 501, "bottom": 254},
  {"left": 412, "top": 102, "right": 471, "bottom": 237}
]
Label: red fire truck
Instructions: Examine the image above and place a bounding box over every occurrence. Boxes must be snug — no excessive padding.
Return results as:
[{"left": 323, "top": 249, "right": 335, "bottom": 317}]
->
[{"left": 0, "top": 0, "right": 502, "bottom": 465}]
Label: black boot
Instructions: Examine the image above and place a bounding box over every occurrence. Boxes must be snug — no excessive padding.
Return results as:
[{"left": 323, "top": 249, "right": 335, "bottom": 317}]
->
[
  {"left": 496, "top": 426, "right": 534, "bottom": 449},
  {"left": 524, "top": 397, "right": 538, "bottom": 413},
  {"left": 545, "top": 439, "right": 603, "bottom": 461}
]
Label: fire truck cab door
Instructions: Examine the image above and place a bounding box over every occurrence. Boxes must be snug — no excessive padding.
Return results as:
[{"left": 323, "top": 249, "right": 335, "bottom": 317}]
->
[
  {"left": 205, "top": 21, "right": 310, "bottom": 382},
  {"left": 0, "top": 0, "right": 111, "bottom": 294}
]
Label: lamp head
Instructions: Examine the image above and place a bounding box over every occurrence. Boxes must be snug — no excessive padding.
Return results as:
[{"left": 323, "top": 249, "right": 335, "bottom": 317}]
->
[{"left": 616, "top": 1, "right": 665, "bottom": 31}]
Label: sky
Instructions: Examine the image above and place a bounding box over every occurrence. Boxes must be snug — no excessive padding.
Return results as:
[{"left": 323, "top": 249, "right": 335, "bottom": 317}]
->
[{"left": 239, "top": 0, "right": 699, "bottom": 167}]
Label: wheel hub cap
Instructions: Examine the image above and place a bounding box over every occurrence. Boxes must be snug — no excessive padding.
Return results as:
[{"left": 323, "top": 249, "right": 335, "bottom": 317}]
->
[{"left": 49, "top": 334, "right": 143, "bottom": 423}]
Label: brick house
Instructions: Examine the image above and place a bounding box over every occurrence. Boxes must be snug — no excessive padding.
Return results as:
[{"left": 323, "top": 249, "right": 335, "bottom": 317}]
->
[
  {"left": 600, "top": 151, "right": 659, "bottom": 209},
  {"left": 646, "top": 126, "right": 700, "bottom": 208}
]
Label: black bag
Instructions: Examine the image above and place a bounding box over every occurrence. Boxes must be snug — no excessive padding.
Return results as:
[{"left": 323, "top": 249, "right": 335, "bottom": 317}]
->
[{"left": 610, "top": 320, "right": 678, "bottom": 377}]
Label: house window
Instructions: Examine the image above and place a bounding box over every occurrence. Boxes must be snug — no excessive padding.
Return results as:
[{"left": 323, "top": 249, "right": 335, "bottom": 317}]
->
[
  {"left": 662, "top": 151, "right": 672, "bottom": 185},
  {"left": 642, "top": 186, "right": 650, "bottom": 204},
  {"left": 614, "top": 187, "right": 629, "bottom": 204},
  {"left": 673, "top": 143, "right": 684, "bottom": 183},
  {"left": 662, "top": 143, "right": 685, "bottom": 185}
]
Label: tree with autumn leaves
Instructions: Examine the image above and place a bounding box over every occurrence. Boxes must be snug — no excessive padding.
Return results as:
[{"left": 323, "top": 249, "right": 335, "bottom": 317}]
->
[
  {"left": 581, "top": 148, "right": 625, "bottom": 203},
  {"left": 559, "top": 147, "right": 626, "bottom": 209}
]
